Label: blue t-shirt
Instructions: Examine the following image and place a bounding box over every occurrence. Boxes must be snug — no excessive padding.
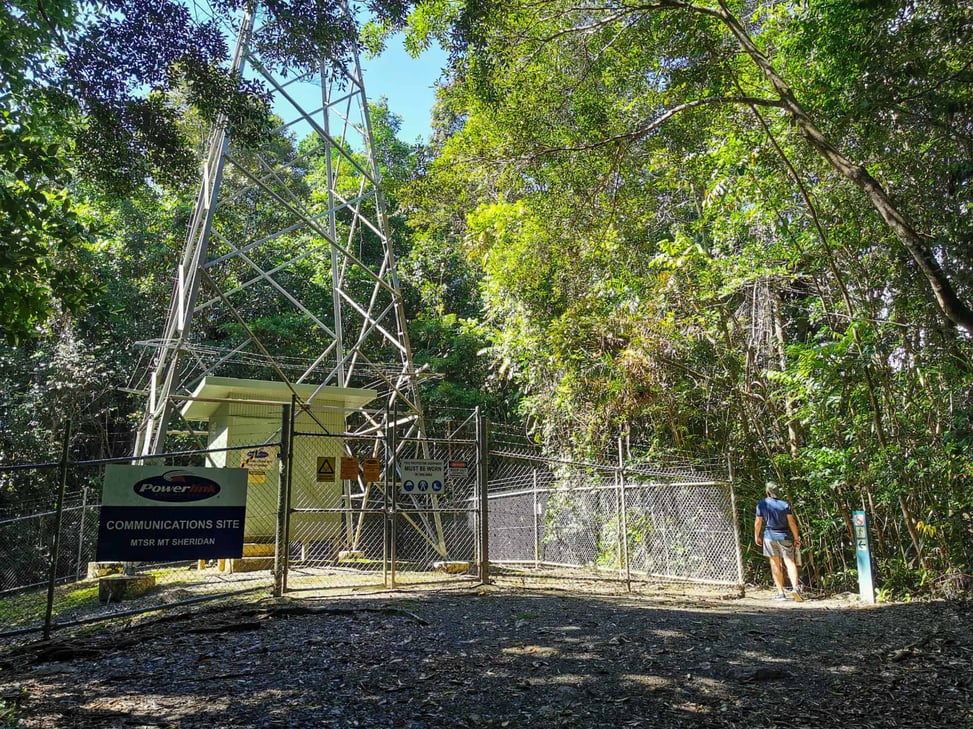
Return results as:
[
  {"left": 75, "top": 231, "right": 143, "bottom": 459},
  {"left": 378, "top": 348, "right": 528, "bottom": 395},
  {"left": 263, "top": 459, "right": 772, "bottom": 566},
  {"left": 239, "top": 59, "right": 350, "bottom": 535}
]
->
[{"left": 756, "top": 497, "right": 793, "bottom": 541}]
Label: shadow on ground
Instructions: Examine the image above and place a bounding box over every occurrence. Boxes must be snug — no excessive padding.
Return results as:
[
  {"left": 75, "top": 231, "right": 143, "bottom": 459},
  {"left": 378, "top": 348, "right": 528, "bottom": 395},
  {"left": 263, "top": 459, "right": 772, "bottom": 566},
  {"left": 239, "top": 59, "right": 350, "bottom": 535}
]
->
[{"left": 1, "top": 586, "right": 969, "bottom": 728}]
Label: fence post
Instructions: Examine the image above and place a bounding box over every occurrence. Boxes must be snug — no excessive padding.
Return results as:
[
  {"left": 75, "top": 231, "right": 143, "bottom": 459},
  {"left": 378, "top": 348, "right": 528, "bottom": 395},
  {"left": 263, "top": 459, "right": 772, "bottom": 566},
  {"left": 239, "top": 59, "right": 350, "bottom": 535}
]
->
[
  {"left": 382, "top": 400, "right": 399, "bottom": 587},
  {"left": 727, "top": 454, "right": 746, "bottom": 597},
  {"left": 44, "top": 420, "right": 72, "bottom": 639},
  {"left": 386, "top": 399, "right": 394, "bottom": 588},
  {"left": 476, "top": 407, "right": 490, "bottom": 584},
  {"left": 273, "top": 404, "right": 292, "bottom": 598},
  {"left": 532, "top": 469, "right": 540, "bottom": 568},
  {"left": 76, "top": 484, "right": 89, "bottom": 581},
  {"left": 617, "top": 437, "right": 631, "bottom": 591}
]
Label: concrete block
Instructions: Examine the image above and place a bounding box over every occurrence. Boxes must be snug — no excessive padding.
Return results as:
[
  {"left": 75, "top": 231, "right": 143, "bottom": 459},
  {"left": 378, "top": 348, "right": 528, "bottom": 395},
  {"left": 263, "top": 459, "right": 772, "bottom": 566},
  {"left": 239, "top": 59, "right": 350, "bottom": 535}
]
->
[
  {"left": 98, "top": 574, "right": 157, "bottom": 603},
  {"left": 434, "top": 561, "right": 471, "bottom": 574}
]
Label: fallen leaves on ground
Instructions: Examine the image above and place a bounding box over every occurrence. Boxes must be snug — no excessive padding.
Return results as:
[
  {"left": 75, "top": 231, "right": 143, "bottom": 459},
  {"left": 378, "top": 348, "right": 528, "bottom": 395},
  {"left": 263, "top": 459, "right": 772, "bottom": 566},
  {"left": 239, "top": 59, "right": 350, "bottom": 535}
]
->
[{"left": 0, "top": 587, "right": 970, "bottom": 728}]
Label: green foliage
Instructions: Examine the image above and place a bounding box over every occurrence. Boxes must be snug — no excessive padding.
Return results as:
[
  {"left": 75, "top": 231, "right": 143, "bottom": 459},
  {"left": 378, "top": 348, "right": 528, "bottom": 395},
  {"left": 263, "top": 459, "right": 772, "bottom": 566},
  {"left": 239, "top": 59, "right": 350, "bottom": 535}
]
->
[
  {"left": 0, "top": 116, "right": 96, "bottom": 344},
  {"left": 408, "top": 0, "right": 973, "bottom": 594},
  {"left": 1, "top": 0, "right": 970, "bottom": 603}
]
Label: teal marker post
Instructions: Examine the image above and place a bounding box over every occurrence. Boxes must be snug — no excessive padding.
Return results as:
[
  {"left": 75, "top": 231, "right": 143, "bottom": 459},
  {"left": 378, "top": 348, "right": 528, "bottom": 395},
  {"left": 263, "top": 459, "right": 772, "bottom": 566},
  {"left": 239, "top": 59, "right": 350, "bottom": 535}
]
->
[{"left": 852, "top": 510, "right": 875, "bottom": 604}]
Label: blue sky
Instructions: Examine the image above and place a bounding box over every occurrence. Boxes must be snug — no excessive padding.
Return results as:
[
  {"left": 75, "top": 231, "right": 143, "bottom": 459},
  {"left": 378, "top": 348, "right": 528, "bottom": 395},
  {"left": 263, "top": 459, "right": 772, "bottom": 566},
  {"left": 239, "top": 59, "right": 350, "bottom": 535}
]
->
[{"left": 359, "top": 38, "right": 449, "bottom": 143}]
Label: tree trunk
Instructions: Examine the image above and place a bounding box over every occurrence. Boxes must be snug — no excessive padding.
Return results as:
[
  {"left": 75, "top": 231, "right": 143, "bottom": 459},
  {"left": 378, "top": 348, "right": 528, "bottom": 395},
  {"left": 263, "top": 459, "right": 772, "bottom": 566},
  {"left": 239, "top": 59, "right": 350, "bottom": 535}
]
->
[{"left": 714, "top": 0, "right": 973, "bottom": 334}]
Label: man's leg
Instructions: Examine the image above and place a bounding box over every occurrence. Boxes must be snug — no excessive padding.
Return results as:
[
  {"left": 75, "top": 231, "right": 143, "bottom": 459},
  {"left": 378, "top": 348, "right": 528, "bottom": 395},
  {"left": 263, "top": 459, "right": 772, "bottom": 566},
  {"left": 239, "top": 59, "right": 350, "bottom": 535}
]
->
[
  {"left": 768, "top": 555, "right": 785, "bottom": 595},
  {"left": 783, "top": 555, "right": 800, "bottom": 590},
  {"left": 783, "top": 553, "right": 803, "bottom": 600}
]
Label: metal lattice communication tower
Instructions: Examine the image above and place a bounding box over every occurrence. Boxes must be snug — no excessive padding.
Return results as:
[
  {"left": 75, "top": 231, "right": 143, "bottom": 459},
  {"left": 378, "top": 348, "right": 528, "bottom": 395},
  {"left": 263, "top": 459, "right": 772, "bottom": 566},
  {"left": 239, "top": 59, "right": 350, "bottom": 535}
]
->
[{"left": 132, "top": 2, "right": 424, "bottom": 456}]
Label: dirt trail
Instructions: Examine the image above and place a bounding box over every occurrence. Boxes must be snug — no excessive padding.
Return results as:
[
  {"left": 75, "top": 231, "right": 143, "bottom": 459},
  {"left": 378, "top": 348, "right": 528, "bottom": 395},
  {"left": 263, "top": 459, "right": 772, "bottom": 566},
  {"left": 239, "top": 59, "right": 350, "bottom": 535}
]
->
[{"left": 1, "top": 585, "right": 969, "bottom": 728}]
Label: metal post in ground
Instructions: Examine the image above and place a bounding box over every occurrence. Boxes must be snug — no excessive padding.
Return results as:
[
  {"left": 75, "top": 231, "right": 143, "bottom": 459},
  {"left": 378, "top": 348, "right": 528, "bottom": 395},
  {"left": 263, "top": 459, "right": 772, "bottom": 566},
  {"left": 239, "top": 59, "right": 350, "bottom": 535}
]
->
[
  {"left": 390, "top": 480, "right": 397, "bottom": 588},
  {"left": 76, "top": 484, "right": 88, "bottom": 582},
  {"left": 475, "top": 408, "right": 490, "bottom": 584},
  {"left": 618, "top": 437, "right": 631, "bottom": 592},
  {"left": 727, "top": 453, "right": 746, "bottom": 597},
  {"left": 44, "top": 420, "right": 71, "bottom": 639},
  {"left": 273, "top": 403, "right": 292, "bottom": 597},
  {"left": 532, "top": 468, "right": 540, "bottom": 568},
  {"left": 383, "top": 400, "right": 392, "bottom": 588}
]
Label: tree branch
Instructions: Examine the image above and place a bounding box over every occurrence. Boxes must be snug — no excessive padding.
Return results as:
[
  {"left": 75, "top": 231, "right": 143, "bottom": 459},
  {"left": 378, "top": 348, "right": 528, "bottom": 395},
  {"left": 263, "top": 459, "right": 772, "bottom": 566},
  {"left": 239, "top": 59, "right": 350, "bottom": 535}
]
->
[
  {"left": 713, "top": 0, "right": 973, "bottom": 333},
  {"left": 531, "top": 96, "right": 784, "bottom": 157}
]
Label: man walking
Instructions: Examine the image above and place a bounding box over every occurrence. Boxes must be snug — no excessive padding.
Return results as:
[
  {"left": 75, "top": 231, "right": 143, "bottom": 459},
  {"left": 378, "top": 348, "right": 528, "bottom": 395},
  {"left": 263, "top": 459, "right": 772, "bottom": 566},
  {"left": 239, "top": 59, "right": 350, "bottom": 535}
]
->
[{"left": 754, "top": 481, "right": 803, "bottom": 601}]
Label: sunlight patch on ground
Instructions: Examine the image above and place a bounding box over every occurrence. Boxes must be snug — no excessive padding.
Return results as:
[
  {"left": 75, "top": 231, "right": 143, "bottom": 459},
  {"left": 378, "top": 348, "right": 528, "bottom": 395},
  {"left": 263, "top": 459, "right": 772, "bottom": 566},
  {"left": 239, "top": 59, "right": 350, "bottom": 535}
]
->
[
  {"left": 526, "top": 673, "right": 594, "bottom": 686},
  {"left": 738, "top": 651, "right": 792, "bottom": 663},
  {"left": 620, "top": 673, "right": 675, "bottom": 689},
  {"left": 502, "top": 644, "right": 560, "bottom": 657},
  {"left": 650, "top": 628, "right": 688, "bottom": 639},
  {"left": 671, "top": 700, "right": 713, "bottom": 714}
]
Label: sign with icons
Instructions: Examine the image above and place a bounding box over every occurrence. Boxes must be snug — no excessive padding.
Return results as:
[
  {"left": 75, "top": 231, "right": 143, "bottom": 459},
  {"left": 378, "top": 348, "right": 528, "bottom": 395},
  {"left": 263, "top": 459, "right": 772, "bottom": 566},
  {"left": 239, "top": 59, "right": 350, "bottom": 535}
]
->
[{"left": 399, "top": 459, "right": 445, "bottom": 495}]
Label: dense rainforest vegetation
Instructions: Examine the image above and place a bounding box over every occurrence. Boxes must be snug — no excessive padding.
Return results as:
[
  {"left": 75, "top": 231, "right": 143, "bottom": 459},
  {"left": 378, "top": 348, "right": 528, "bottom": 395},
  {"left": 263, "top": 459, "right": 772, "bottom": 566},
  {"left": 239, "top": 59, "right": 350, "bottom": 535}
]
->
[{"left": 1, "top": 0, "right": 970, "bottom": 598}]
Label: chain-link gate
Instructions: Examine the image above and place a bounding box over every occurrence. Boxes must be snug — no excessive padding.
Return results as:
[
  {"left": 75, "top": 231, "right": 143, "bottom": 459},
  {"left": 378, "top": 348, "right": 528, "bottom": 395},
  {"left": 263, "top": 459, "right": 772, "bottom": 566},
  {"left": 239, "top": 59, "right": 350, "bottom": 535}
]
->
[{"left": 279, "top": 405, "right": 485, "bottom": 593}]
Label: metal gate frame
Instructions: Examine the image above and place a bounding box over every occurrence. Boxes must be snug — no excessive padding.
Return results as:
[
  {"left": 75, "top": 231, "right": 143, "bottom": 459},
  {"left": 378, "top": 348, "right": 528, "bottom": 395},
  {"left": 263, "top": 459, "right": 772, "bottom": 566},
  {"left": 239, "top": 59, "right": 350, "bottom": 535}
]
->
[{"left": 274, "top": 404, "right": 488, "bottom": 595}]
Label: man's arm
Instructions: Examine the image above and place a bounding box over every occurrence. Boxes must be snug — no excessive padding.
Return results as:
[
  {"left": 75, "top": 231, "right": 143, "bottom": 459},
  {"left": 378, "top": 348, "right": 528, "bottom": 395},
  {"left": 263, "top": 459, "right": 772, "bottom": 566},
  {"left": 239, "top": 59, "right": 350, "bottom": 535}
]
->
[
  {"left": 754, "top": 515, "right": 764, "bottom": 546},
  {"left": 786, "top": 513, "right": 802, "bottom": 545}
]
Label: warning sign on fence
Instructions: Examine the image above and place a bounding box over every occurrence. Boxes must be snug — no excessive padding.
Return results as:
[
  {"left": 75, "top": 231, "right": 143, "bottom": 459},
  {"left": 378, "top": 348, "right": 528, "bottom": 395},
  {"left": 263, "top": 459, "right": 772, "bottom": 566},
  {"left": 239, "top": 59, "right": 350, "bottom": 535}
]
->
[
  {"left": 448, "top": 460, "right": 469, "bottom": 479},
  {"left": 241, "top": 446, "right": 277, "bottom": 471},
  {"left": 362, "top": 458, "right": 382, "bottom": 482},
  {"left": 316, "top": 456, "right": 336, "bottom": 482},
  {"left": 340, "top": 457, "right": 359, "bottom": 480},
  {"left": 399, "top": 459, "right": 445, "bottom": 495}
]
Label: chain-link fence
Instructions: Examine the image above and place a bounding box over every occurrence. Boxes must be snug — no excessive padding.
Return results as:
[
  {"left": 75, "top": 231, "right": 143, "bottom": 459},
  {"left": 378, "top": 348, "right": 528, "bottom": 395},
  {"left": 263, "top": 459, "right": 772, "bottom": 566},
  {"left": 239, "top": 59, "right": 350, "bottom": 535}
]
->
[
  {"left": 1, "top": 410, "right": 741, "bottom": 641},
  {"left": 0, "top": 406, "right": 488, "bottom": 641},
  {"left": 0, "top": 436, "right": 282, "bottom": 641},
  {"left": 283, "top": 406, "right": 390, "bottom": 592},
  {"left": 0, "top": 469, "right": 99, "bottom": 610},
  {"left": 486, "top": 428, "right": 743, "bottom": 590},
  {"left": 283, "top": 407, "right": 483, "bottom": 591},
  {"left": 391, "top": 427, "right": 480, "bottom": 585}
]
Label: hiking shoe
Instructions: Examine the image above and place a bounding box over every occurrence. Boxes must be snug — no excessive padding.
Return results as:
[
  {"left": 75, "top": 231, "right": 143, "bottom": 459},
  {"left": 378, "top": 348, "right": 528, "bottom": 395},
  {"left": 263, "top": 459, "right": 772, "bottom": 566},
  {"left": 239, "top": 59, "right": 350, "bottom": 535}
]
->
[
  {"left": 790, "top": 589, "right": 804, "bottom": 602},
  {"left": 773, "top": 592, "right": 787, "bottom": 601}
]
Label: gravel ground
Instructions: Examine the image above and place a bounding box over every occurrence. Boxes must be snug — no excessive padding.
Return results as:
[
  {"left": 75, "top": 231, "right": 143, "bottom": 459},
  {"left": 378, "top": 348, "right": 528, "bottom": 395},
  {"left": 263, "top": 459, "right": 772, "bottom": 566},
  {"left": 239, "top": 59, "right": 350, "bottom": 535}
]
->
[{"left": 0, "top": 583, "right": 970, "bottom": 728}]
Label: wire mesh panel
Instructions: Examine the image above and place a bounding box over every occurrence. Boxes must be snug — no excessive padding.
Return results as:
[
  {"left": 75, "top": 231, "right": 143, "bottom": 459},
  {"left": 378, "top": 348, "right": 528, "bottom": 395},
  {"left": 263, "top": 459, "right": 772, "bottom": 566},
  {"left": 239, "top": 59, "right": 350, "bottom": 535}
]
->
[
  {"left": 285, "top": 420, "right": 390, "bottom": 592},
  {"left": 283, "top": 408, "right": 483, "bottom": 590},
  {"left": 388, "top": 410, "right": 481, "bottom": 585},
  {"left": 542, "top": 480, "right": 623, "bottom": 572},
  {"left": 624, "top": 481, "right": 739, "bottom": 584},
  {"left": 486, "top": 448, "right": 742, "bottom": 589},
  {"left": 487, "top": 489, "right": 540, "bottom": 567},
  {"left": 390, "top": 436, "right": 480, "bottom": 585},
  {"left": 0, "top": 465, "right": 101, "bottom": 631},
  {"left": 0, "top": 443, "right": 284, "bottom": 641}
]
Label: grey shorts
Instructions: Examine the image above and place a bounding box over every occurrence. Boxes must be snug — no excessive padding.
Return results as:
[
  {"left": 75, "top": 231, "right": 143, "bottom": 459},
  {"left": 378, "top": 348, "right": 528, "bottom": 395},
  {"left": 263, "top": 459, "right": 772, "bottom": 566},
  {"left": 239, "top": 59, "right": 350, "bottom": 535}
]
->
[{"left": 763, "top": 538, "right": 795, "bottom": 560}]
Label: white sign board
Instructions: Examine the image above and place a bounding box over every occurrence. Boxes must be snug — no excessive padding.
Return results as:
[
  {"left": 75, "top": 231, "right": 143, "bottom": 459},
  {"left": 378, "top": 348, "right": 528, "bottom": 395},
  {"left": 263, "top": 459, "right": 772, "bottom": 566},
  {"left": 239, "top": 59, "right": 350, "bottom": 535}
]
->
[
  {"left": 399, "top": 458, "right": 445, "bottom": 495},
  {"left": 447, "top": 460, "right": 469, "bottom": 479}
]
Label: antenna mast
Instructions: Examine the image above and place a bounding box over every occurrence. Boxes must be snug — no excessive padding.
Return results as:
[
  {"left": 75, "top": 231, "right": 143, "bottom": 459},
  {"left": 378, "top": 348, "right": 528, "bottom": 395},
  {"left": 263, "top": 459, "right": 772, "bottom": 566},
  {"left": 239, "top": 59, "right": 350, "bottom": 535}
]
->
[{"left": 133, "top": 1, "right": 424, "bottom": 457}]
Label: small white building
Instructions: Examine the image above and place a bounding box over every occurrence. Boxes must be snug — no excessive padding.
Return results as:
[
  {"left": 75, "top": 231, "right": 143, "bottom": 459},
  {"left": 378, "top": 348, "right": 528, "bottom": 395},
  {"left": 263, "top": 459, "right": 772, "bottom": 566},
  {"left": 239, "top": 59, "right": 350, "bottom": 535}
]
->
[{"left": 180, "top": 377, "right": 376, "bottom": 545}]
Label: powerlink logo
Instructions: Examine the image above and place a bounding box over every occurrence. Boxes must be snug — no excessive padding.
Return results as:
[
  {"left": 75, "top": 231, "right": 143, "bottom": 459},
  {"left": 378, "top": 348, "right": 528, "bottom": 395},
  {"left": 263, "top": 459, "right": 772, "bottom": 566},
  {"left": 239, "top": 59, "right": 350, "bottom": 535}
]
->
[{"left": 133, "top": 471, "right": 222, "bottom": 503}]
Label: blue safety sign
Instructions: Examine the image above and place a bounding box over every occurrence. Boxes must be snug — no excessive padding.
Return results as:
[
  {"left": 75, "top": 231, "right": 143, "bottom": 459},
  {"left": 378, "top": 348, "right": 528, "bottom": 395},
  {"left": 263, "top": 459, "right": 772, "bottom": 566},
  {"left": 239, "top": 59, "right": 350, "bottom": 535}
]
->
[{"left": 399, "top": 459, "right": 446, "bottom": 495}]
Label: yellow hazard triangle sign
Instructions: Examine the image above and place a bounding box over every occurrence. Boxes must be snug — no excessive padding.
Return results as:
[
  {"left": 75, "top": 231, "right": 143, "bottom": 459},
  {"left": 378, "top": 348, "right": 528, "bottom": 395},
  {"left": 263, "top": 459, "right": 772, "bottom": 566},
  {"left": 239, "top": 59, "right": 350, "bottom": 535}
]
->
[{"left": 316, "top": 456, "right": 336, "bottom": 482}]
